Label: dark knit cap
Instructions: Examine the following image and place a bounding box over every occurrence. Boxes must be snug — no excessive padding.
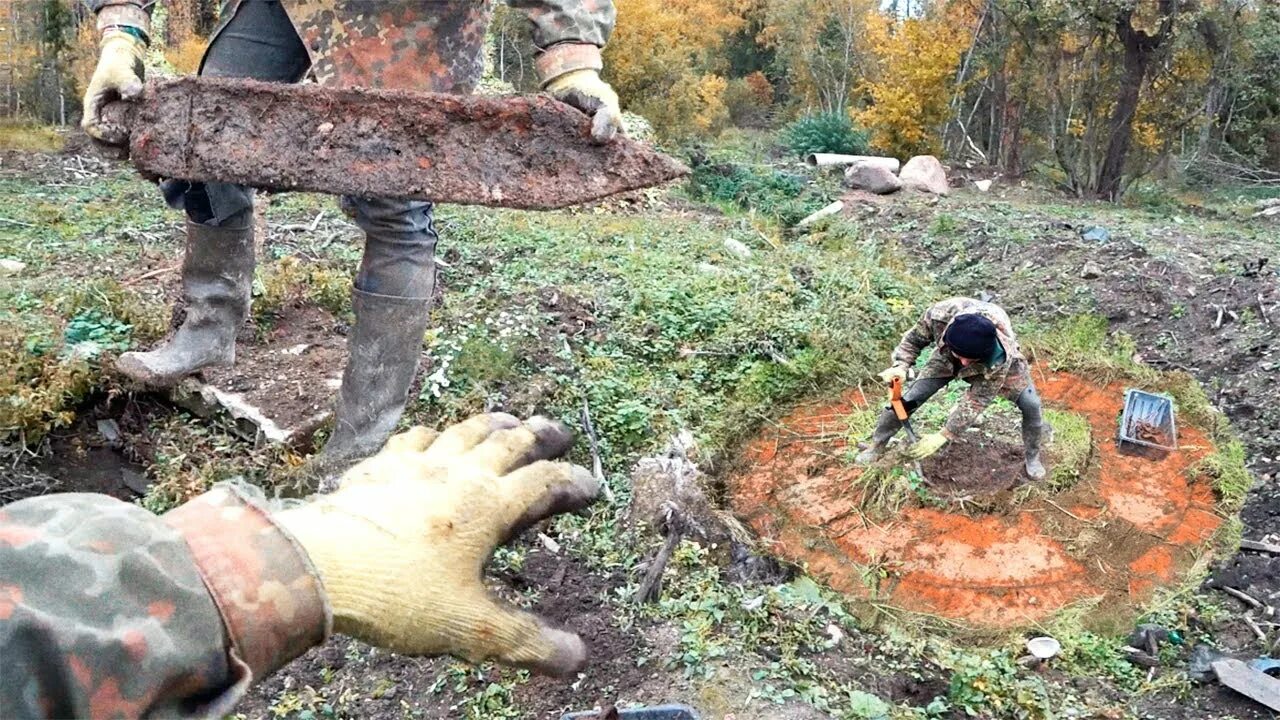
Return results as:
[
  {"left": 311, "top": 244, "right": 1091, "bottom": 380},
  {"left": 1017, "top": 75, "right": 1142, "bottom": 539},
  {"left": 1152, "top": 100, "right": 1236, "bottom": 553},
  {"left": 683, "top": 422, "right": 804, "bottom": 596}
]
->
[{"left": 943, "top": 314, "right": 998, "bottom": 361}]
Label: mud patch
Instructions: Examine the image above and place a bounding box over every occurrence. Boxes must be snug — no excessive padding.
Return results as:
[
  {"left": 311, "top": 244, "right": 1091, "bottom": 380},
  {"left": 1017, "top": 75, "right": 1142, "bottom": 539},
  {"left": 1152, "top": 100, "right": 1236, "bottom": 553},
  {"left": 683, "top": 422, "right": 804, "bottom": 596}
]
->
[
  {"left": 728, "top": 369, "right": 1226, "bottom": 630},
  {"left": 920, "top": 424, "right": 1028, "bottom": 498},
  {"left": 237, "top": 544, "right": 665, "bottom": 720},
  {"left": 179, "top": 303, "right": 346, "bottom": 448}
]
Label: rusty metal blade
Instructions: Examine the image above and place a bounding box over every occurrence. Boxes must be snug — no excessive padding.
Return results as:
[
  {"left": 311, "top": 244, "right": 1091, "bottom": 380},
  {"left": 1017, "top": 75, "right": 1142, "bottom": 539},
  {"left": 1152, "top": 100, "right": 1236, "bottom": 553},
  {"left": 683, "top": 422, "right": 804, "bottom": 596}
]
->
[{"left": 101, "top": 77, "right": 688, "bottom": 210}]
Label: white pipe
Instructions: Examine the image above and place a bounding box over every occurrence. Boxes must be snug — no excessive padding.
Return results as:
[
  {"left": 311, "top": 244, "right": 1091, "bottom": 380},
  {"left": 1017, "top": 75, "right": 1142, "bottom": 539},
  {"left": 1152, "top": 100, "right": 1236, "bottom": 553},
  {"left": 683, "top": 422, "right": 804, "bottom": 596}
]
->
[
  {"left": 796, "top": 200, "right": 845, "bottom": 227},
  {"left": 806, "top": 154, "right": 901, "bottom": 173}
]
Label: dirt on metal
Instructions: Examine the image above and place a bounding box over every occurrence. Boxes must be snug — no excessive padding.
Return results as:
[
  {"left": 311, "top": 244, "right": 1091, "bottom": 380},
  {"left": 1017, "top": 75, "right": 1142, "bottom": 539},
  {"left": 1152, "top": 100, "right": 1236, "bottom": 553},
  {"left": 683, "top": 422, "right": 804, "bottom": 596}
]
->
[
  {"left": 100, "top": 77, "right": 689, "bottom": 210},
  {"left": 728, "top": 370, "right": 1225, "bottom": 631}
]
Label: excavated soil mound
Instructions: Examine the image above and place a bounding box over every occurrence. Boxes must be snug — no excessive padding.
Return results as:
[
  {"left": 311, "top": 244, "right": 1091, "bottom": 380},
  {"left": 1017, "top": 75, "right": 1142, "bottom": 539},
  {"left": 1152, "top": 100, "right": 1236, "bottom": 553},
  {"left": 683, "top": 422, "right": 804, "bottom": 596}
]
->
[
  {"left": 917, "top": 419, "right": 1033, "bottom": 498},
  {"left": 728, "top": 370, "right": 1224, "bottom": 630}
]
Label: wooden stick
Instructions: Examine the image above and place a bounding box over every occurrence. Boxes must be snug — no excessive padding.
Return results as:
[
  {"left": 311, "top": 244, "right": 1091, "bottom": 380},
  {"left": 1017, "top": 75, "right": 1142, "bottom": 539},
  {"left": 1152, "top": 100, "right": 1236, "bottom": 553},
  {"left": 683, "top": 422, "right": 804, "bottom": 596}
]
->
[
  {"left": 122, "top": 264, "right": 179, "bottom": 286},
  {"left": 0, "top": 217, "right": 37, "bottom": 228},
  {"left": 1241, "top": 539, "right": 1280, "bottom": 554},
  {"left": 1223, "top": 585, "right": 1265, "bottom": 610},
  {"left": 579, "top": 399, "right": 614, "bottom": 503},
  {"left": 1245, "top": 612, "right": 1268, "bottom": 643},
  {"left": 1045, "top": 498, "right": 1084, "bottom": 522}
]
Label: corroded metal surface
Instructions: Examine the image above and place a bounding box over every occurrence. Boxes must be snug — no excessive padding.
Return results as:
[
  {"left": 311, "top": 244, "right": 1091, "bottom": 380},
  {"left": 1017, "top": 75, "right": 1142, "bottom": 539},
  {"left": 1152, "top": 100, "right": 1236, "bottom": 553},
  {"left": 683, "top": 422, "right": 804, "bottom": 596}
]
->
[{"left": 102, "top": 77, "right": 688, "bottom": 210}]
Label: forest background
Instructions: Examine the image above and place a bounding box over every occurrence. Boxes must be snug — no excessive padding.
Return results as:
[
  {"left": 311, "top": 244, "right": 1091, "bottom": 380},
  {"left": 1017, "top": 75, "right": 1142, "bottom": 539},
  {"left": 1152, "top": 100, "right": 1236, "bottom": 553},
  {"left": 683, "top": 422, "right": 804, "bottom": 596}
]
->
[{"left": 1, "top": 0, "right": 1277, "bottom": 200}]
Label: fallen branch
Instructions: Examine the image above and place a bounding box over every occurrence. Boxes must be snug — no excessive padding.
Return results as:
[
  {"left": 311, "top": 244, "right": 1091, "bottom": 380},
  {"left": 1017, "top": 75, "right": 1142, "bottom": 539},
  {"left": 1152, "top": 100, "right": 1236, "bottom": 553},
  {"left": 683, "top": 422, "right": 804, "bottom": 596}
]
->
[
  {"left": 1241, "top": 539, "right": 1280, "bottom": 554},
  {"left": 1223, "top": 585, "right": 1265, "bottom": 610},
  {"left": 635, "top": 505, "right": 684, "bottom": 604},
  {"left": 1245, "top": 612, "right": 1268, "bottom": 643},
  {"left": 122, "top": 264, "right": 179, "bottom": 286},
  {"left": 0, "top": 217, "right": 37, "bottom": 228},
  {"left": 579, "top": 399, "right": 614, "bottom": 503}
]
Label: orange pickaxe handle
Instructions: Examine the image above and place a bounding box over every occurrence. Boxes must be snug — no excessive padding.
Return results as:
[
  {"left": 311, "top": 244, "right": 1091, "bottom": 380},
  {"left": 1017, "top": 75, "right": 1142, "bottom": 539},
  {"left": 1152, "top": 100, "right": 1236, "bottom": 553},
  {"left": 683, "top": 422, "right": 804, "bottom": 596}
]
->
[{"left": 890, "top": 376, "right": 909, "bottom": 421}]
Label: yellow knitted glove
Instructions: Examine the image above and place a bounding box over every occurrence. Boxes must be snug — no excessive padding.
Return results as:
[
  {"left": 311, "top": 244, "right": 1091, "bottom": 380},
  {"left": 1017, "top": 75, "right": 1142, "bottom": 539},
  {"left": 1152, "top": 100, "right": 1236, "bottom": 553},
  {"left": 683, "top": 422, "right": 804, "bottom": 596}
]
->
[
  {"left": 81, "top": 29, "right": 146, "bottom": 145},
  {"left": 907, "top": 432, "right": 949, "bottom": 459},
  {"left": 545, "top": 69, "right": 624, "bottom": 143},
  {"left": 275, "top": 414, "right": 599, "bottom": 677}
]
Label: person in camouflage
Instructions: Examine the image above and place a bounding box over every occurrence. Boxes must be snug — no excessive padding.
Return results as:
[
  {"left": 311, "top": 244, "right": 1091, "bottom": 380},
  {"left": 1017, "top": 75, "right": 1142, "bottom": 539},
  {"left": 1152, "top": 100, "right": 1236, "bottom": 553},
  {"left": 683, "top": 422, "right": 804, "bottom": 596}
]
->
[
  {"left": 0, "top": 413, "right": 599, "bottom": 719},
  {"left": 857, "top": 297, "right": 1047, "bottom": 481},
  {"left": 78, "top": 0, "right": 622, "bottom": 484}
]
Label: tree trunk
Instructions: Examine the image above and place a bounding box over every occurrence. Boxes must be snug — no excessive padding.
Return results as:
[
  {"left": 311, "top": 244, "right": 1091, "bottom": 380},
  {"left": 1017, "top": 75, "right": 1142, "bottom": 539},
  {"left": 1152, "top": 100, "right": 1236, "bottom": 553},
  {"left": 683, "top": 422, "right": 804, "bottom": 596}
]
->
[
  {"left": 1095, "top": 3, "right": 1174, "bottom": 201},
  {"left": 1096, "top": 40, "right": 1147, "bottom": 200}
]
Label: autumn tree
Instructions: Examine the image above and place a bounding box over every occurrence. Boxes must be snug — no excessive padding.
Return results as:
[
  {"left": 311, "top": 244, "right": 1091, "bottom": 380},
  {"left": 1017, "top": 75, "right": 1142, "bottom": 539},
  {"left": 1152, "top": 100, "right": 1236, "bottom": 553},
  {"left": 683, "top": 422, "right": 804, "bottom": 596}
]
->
[
  {"left": 855, "top": 2, "right": 972, "bottom": 157},
  {"left": 761, "top": 0, "right": 876, "bottom": 114}
]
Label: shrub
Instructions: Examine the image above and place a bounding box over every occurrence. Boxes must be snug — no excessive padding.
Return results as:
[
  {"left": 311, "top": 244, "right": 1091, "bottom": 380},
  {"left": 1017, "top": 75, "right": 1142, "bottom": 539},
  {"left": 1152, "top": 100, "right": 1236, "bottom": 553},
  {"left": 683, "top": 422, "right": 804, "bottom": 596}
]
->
[
  {"left": 684, "top": 155, "right": 829, "bottom": 225},
  {"left": 782, "top": 112, "right": 870, "bottom": 157}
]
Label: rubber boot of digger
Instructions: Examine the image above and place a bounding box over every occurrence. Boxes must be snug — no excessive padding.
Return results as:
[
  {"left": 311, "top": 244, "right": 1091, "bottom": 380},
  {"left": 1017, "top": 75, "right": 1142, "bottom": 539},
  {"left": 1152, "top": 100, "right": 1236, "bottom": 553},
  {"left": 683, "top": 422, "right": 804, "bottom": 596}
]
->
[
  {"left": 307, "top": 196, "right": 438, "bottom": 491},
  {"left": 115, "top": 216, "right": 255, "bottom": 386}
]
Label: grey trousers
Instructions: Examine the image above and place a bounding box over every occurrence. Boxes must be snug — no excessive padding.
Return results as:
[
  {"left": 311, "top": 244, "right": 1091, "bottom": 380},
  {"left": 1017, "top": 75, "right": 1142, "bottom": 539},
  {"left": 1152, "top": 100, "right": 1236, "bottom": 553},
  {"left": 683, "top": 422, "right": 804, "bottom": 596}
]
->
[
  {"left": 160, "top": 0, "right": 437, "bottom": 299},
  {"left": 870, "top": 376, "right": 1044, "bottom": 456}
]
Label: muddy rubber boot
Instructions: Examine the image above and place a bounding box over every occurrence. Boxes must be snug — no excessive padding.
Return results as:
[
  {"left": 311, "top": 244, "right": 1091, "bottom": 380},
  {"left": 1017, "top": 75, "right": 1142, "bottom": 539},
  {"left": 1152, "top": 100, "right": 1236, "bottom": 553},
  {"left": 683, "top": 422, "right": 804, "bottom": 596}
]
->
[
  {"left": 312, "top": 289, "right": 432, "bottom": 490},
  {"left": 855, "top": 444, "right": 887, "bottom": 465},
  {"left": 116, "top": 219, "right": 255, "bottom": 386},
  {"left": 1023, "top": 421, "right": 1046, "bottom": 481}
]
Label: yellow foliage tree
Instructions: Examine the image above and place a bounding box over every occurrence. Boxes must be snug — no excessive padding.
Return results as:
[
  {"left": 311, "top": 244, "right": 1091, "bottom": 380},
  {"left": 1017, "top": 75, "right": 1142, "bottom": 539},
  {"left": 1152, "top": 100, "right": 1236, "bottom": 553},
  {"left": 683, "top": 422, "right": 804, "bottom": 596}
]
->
[
  {"left": 604, "top": 0, "right": 744, "bottom": 138},
  {"left": 854, "top": 4, "right": 972, "bottom": 157},
  {"left": 760, "top": 0, "right": 876, "bottom": 114}
]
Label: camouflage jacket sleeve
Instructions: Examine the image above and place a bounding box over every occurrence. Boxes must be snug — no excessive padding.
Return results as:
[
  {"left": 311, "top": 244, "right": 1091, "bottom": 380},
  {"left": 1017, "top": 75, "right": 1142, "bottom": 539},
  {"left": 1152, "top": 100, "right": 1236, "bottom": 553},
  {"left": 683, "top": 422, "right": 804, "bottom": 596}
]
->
[
  {"left": 506, "top": 0, "right": 617, "bottom": 83},
  {"left": 890, "top": 306, "right": 943, "bottom": 369},
  {"left": 82, "top": 1, "right": 155, "bottom": 30},
  {"left": 0, "top": 483, "right": 329, "bottom": 719}
]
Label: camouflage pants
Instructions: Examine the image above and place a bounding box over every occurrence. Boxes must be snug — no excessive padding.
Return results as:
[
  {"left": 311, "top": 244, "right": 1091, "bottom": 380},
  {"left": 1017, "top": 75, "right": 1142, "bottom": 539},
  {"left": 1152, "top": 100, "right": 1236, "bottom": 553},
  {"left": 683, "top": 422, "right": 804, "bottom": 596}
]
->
[
  {"left": 869, "top": 375, "right": 1044, "bottom": 454},
  {"left": 161, "top": 0, "right": 436, "bottom": 298}
]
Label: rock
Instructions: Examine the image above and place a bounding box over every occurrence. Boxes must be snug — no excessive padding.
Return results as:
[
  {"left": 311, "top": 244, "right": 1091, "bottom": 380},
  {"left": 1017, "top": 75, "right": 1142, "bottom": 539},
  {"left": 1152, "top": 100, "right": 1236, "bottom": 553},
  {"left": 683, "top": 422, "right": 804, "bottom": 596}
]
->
[
  {"left": 724, "top": 238, "right": 753, "bottom": 259},
  {"left": 0, "top": 258, "right": 27, "bottom": 276},
  {"left": 1080, "top": 261, "right": 1104, "bottom": 279},
  {"left": 898, "top": 155, "right": 950, "bottom": 196},
  {"left": 1188, "top": 643, "right": 1228, "bottom": 682},
  {"left": 96, "top": 419, "right": 123, "bottom": 449},
  {"left": 1081, "top": 226, "right": 1111, "bottom": 242},
  {"left": 121, "top": 468, "right": 151, "bottom": 495},
  {"left": 974, "top": 179, "right": 993, "bottom": 192},
  {"left": 843, "top": 161, "right": 902, "bottom": 194}
]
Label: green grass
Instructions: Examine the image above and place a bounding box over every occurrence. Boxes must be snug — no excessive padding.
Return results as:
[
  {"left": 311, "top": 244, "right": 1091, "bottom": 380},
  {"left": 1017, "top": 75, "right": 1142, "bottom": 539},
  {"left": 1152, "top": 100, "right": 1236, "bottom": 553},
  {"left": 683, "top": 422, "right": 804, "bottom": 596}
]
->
[
  {"left": 0, "top": 120, "right": 64, "bottom": 152},
  {"left": 1043, "top": 409, "right": 1091, "bottom": 491}
]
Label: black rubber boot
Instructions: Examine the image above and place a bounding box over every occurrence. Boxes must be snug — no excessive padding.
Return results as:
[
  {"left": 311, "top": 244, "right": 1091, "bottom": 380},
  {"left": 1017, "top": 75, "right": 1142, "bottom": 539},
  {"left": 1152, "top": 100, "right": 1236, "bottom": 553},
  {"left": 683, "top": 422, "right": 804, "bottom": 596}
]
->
[
  {"left": 313, "top": 289, "right": 432, "bottom": 490},
  {"left": 1024, "top": 420, "right": 1046, "bottom": 481},
  {"left": 115, "top": 219, "right": 254, "bottom": 386}
]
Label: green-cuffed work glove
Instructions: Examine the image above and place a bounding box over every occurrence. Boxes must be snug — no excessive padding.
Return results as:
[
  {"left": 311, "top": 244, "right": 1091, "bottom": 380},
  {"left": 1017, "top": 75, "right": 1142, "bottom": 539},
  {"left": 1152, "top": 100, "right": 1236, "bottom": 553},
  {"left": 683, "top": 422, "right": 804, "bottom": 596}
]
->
[
  {"left": 81, "top": 28, "right": 146, "bottom": 146},
  {"left": 878, "top": 365, "right": 908, "bottom": 385},
  {"left": 545, "top": 69, "right": 624, "bottom": 143},
  {"left": 275, "top": 413, "right": 600, "bottom": 677},
  {"left": 907, "top": 432, "right": 948, "bottom": 459}
]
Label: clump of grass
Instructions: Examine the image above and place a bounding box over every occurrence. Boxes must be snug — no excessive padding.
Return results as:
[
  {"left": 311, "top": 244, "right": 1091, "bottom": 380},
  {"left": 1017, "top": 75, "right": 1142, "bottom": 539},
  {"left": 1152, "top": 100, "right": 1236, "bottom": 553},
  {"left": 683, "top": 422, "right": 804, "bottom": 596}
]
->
[
  {"left": 1191, "top": 439, "right": 1252, "bottom": 512},
  {"left": 0, "top": 120, "right": 64, "bottom": 153},
  {"left": 0, "top": 280, "right": 163, "bottom": 445},
  {"left": 1043, "top": 409, "right": 1091, "bottom": 492},
  {"left": 253, "top": 256, "right": 353, "bottom": 322}
]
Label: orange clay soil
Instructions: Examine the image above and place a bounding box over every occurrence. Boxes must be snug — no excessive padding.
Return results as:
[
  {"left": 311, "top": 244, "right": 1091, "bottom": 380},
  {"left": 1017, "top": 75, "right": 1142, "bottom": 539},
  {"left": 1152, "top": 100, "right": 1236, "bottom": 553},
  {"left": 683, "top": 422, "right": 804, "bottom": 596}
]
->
[{"left": 728, "top": 370, "right": 1223, "bottom": 631}]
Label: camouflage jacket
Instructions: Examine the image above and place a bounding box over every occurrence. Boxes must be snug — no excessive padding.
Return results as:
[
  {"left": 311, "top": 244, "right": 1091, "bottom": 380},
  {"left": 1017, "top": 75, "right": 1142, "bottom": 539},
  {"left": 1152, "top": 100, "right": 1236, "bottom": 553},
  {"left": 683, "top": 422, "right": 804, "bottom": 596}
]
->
[
  {"left": 0, "top": 483, "right": 329, "bottom": 719},
  {"left": 86, "top": 0, "right": 615, "bottom": 92},
  {"left": 891, "top": 297, "right": 1032, "bottom": 437}
]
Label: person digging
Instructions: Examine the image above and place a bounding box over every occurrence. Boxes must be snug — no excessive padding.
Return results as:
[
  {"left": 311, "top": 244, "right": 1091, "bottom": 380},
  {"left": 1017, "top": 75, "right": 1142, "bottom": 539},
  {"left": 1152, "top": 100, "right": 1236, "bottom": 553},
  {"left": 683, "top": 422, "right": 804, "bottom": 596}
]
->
[
  {"left": 856, "top": 297, "right": 1046, "bottom": 481},
  {"left": 80, "top": 0, "right": 623, "bottom": 487}
]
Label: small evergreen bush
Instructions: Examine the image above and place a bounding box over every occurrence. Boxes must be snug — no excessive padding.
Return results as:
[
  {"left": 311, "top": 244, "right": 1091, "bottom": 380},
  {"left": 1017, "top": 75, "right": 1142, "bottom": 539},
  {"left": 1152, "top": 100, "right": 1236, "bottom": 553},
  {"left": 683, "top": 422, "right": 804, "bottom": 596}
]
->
[{"left": 782, "top": 112, "right": 870, "bottom": 157}]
